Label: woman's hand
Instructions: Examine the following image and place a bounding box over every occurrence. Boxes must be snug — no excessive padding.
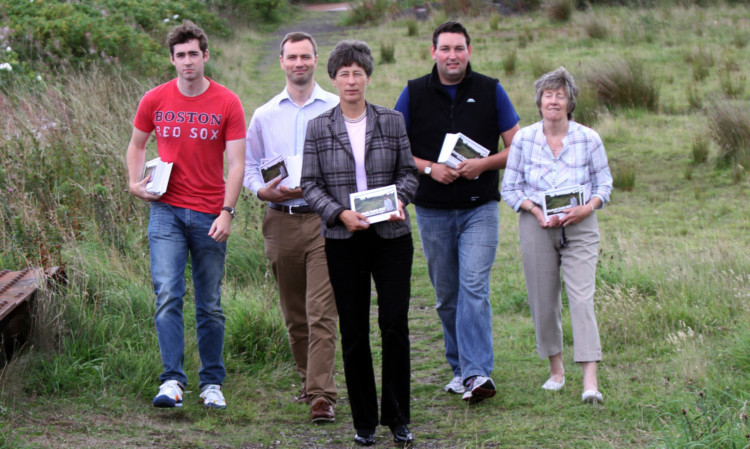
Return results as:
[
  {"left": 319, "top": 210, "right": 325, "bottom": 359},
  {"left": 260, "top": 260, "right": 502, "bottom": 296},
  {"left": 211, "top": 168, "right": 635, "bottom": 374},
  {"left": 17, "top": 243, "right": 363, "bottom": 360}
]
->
[
  {"left": 339, "top": 209, "right": 370, "bottom": 232},
  {"left": 559, "top": 204, "right": 593, "bottom": 227},
  {"left": 533, "top": 207, "right": 562, "bottom": 228},
  {"left": 387, "top": 200, "right": 406, "bottom": 222}
]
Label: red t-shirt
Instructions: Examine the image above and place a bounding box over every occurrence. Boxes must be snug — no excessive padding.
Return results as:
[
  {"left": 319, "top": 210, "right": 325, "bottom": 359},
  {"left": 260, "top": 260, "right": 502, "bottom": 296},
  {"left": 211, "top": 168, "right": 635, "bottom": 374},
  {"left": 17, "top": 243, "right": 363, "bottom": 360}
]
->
[{"left": 133, "top": 78, "right": 246, "bottom": 214}]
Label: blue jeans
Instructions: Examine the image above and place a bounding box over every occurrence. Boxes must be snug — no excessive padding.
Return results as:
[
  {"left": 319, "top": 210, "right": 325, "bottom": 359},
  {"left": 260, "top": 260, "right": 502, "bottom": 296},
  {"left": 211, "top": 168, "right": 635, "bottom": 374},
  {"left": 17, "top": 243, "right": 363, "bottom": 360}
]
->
[
  {"left": 149, "top": 202, "right": 226, "bottom": 389},
  {"left": 415, "top": 201, "right": 498, "bottom": 382}
]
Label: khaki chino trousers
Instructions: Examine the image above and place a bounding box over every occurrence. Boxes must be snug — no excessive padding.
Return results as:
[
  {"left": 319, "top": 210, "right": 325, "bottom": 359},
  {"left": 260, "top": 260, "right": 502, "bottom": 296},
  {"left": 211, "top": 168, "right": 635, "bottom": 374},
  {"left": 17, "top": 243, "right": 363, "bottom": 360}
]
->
[
  {"left": 263, "top": 207, "right": 338, "bottom": 403},
  {"left": 518, "top": 210, "right": 602, "bottom": 363}
]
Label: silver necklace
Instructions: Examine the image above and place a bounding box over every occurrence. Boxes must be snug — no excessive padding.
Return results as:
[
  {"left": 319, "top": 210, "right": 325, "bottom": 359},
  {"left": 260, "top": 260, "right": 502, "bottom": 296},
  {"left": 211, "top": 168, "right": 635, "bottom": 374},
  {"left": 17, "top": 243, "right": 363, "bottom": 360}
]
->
[{"left": 343, "top": 110, "right": 367, "bottom": 123}]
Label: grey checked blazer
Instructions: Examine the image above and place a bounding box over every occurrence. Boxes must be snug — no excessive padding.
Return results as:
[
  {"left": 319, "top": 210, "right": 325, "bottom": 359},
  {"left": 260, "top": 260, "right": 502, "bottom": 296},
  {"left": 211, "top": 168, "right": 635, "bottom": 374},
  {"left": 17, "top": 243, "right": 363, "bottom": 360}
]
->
[{"left": 301, "top": 103, "right": 418, "bottom": 239}]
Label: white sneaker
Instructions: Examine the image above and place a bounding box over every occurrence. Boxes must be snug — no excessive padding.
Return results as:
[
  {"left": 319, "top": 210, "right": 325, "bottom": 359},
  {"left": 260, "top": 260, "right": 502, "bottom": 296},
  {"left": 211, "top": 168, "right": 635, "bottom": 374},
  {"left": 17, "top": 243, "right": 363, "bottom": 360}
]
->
[
  {"left": 153, "top": 380, "right": 183, "bottom": 408},
  {"left": 443, "top": 376, "right": 465, "bottom": 394},
  {"left": 200, "top": 384, "right": 227, "bottom": 409},
  {"left": 461, "top": 376, "right": 496, "bottom": 403}
]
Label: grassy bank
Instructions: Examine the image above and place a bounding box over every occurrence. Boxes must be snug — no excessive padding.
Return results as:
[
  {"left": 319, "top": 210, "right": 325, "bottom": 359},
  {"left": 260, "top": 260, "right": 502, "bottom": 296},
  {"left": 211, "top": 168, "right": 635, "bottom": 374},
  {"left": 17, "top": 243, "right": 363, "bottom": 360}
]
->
[{"left": 1, "top": 3, "right": 749, "bottom": 448}]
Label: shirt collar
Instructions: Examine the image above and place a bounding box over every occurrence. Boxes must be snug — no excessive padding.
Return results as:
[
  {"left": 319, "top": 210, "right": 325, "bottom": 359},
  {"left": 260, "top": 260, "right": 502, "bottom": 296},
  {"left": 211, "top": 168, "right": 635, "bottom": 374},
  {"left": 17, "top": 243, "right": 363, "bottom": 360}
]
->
[{"left": 277, "top": 82, "right": 329, "bottom": 108}]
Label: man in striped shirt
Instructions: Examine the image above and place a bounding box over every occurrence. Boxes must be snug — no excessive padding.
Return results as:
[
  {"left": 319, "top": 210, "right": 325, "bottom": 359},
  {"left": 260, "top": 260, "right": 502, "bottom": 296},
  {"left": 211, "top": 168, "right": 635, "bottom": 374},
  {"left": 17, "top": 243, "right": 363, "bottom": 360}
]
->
[{"left": 243, "top": 32, "right": 339, "bottom": 424}]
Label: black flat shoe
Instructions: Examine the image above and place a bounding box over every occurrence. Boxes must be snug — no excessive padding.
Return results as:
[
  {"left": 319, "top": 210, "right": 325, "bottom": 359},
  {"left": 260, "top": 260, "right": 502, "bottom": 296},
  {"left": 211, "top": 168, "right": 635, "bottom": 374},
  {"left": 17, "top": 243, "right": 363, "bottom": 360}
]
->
[
  {"left": 389, "top": 424, "right": 414, "bottom": 447},
  {"left": 354, "top": 432, "right": 376, "bottom": 446}
]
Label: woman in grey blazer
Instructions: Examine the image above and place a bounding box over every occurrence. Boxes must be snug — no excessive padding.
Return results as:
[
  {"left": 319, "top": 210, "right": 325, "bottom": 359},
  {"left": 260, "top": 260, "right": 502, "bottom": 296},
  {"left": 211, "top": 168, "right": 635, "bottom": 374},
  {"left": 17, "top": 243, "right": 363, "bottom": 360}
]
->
[{"left": 301, "top": 40, "right": 418, "bottom": 447}]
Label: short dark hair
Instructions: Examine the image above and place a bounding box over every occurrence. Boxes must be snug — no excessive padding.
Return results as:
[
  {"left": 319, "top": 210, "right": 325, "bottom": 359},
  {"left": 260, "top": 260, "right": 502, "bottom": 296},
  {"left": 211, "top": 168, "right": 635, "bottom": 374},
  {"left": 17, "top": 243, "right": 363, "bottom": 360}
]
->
[
  {"left": 327, "top": 40, "right": 374, "bottom": 79},
  {"left": 534, "top": 66, "right": 579, "bottom": 120},
  {"left": 280, "top": 32, "right": 318, "bottom": 57},
  {"left": 432, "top": 20, "right": 471, "bottom": 48},
  {"left": 167, "top": 20, "right": 208, "bottom": 55}
]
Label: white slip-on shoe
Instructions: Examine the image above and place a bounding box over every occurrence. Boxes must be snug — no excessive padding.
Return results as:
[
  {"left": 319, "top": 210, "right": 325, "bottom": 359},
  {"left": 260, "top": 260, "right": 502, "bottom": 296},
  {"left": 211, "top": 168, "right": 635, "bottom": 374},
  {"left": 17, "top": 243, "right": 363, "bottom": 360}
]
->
[
  {"left": 582, "top": 390, "right": 603, "bottom": 404},
  {"left": 542, "top": 377, "right": 565, "bottom": 391}
]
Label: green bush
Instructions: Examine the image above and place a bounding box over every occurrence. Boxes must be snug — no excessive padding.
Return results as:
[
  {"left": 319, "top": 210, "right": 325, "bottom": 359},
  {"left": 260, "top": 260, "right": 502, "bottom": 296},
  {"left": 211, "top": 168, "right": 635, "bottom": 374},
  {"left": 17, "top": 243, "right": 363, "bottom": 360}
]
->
[
  {"left": 587, "top": 58, "right": 659, "bottom": 111},
  {"left": 543, "top": 0, "right": 575, "bottom": 22},
  {"left": 2, "top": 0, "right": 227, "bottom": 79}
]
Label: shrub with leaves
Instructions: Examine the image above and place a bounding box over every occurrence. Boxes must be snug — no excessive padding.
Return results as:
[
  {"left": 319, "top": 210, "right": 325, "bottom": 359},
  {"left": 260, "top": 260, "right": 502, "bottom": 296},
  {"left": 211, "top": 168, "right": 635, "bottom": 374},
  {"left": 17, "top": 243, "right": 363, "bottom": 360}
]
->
[{"left": 2, "top": 0, "right": 227, "bottom": 79}]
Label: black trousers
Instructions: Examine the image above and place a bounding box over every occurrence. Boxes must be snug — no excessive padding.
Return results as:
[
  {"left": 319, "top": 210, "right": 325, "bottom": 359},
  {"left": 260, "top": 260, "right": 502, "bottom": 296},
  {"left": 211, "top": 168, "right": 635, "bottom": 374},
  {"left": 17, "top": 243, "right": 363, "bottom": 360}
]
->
[{"left": 325, "top": 229, "right": 413, "bottom": 433}]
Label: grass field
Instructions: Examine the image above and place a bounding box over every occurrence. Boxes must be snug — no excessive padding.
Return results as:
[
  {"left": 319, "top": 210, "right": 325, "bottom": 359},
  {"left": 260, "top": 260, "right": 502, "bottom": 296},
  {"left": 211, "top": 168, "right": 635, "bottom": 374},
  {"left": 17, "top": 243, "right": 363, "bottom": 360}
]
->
[{"left": 1, "top": 3, "right": 749, "bottom": 448}]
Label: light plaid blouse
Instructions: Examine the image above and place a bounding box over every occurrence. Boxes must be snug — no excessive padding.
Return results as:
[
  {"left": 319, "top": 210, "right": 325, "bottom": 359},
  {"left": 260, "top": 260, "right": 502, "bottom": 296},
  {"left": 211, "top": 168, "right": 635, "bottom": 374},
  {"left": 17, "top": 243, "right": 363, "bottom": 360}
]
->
[{"left": 501, "top": 120, "right": 613, "bottom": 212}]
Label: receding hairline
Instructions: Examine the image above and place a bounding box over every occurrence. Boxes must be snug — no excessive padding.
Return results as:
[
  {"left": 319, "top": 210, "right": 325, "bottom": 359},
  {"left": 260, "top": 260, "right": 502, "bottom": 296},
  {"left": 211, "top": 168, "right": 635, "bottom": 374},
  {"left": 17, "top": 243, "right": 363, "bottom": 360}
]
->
[{"left": 280, "top": 32, "right": 318, "bottom": 56}]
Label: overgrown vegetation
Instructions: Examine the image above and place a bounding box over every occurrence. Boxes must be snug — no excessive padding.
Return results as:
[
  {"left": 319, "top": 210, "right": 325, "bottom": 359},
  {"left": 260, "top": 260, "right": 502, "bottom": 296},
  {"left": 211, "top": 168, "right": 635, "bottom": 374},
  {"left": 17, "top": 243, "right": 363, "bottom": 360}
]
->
[
  {"left": 0, "top": 0, "right": 228, "bottom": 80},
  {"left": 587, "top": 58, "right": 660, "bottom": 112},
  {"left": 707, "top": 101, "right": 750, "bottom": 169},
  {"left": 1, "top": 2, "right": 749, "bottom": 448}
]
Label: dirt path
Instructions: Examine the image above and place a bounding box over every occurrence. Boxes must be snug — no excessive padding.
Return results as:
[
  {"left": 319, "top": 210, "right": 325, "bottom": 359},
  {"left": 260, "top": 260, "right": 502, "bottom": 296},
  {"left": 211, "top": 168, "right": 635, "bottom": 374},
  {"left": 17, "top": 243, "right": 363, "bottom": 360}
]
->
[{"left": 259, "top": 7, "right": 353, "bottom": 69}]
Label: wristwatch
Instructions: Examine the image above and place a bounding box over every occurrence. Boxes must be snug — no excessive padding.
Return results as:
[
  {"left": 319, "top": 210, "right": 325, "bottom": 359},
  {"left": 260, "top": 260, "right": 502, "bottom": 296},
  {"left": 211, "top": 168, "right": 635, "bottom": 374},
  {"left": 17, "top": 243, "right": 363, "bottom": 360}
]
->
[
  {"left": 221, "top": 206, "right": 235, "bottom": 219},
  {"left": 424, "top": 162, "right": 434, "bottom": 176}
]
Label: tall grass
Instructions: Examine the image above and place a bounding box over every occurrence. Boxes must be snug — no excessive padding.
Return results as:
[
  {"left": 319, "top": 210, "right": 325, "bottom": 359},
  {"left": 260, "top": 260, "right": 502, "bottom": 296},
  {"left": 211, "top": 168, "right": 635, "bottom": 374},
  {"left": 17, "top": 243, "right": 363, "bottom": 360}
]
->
[
  {"left": 0, "top": 68, "right": 272, "bottom": 401},
  {"left": 587, "top": 58, "right": 659, "bottom": 112},
  {"left": 706, "top": 100, "right": 750, "bottom": 168}
]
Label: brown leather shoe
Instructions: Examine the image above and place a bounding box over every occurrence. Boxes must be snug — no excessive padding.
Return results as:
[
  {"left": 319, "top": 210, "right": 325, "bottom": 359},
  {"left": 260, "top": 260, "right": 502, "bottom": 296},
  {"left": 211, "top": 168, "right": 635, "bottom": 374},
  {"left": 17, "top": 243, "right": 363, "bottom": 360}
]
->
[
  {"left": 295, "top": 389, "right": 310, "bottom": 404},
  {"left": 310, "top": 397, "right": 335, "bottom": 423}
]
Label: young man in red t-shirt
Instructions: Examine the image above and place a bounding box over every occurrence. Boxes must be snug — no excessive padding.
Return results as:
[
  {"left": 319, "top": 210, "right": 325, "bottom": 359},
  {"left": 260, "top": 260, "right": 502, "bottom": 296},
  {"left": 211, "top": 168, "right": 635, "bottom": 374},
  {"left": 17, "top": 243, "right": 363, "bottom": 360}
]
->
[{"left": 126, "top": 20, "right": 245, "bottom": 410}]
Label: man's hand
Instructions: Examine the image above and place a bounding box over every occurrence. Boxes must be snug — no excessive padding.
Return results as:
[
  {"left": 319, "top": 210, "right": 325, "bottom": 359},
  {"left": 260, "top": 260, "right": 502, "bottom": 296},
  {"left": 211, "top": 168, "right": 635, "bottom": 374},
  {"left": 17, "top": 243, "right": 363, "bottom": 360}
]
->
[
  {"left": 208, "top": 212, "right": 233, "bottom": 242},
  {"left": 339, "top": 209, "right": 370, "bottom": 232},
  {"left": 429, "top": 163, "right": 460, "bottom": 184},
  {"left": 257, "top": 177, "right": 303, "bottom": 202},
  {"left": 456, "top": 158, "right": 487, "bottom": 180},
  {"left": 128, "top": 175, "right": 163, "bottom": 202}
]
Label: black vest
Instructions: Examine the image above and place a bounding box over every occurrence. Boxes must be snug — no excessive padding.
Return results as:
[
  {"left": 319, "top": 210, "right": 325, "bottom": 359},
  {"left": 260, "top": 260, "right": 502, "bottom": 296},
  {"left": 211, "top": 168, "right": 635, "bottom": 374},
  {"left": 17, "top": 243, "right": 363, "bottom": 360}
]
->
[{"left": 407, "top": 63, "right": 501, "bottom": 209}]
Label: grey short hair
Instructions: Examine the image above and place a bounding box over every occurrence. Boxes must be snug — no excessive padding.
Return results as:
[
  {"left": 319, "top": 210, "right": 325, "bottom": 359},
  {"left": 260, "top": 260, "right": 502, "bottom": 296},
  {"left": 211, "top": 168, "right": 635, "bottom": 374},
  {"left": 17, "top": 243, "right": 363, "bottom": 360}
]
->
[
  {"left": 534, "top": 66, "right": 579, "bottom": 120},
  {"left": 280, "top": 32, "right": 317, "bottom": 56},
  {"left": 327, "top": 40, "right": 374, "bottom": 79}
]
